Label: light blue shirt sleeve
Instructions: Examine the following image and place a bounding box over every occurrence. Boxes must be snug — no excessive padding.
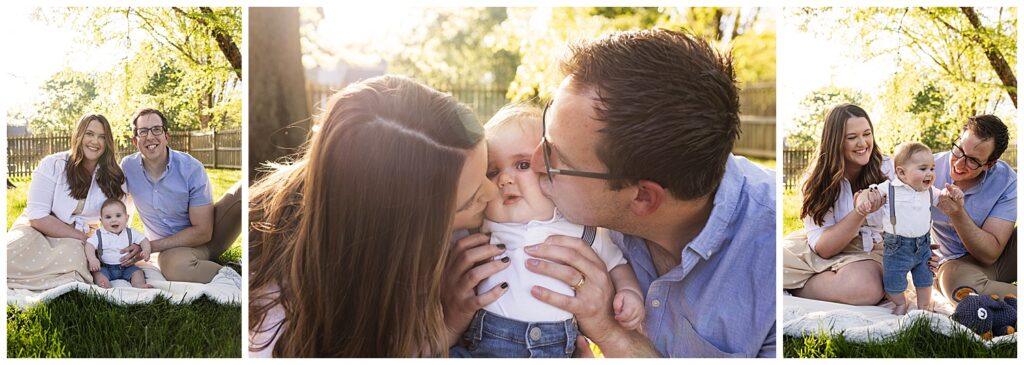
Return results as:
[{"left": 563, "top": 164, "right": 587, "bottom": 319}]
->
[
  {"left": 188, "top": 165, "right": 215, "bottom": 207},
  {"left": 990, "top": 176, "right": 1016, "bottom": 223}
]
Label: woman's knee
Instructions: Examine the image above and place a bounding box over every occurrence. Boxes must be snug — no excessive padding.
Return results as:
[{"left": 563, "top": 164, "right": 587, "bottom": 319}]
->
[{"left": 838, "top": 280, "right": 885, "bottom": 305}]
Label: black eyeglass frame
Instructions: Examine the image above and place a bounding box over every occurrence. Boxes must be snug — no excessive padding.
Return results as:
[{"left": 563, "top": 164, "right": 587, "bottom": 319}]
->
[
  {"left": 134, "top": 126, "right": 167, "bottom": 137},
  {"left": 951, "top": 142, "right": 990, "bottom": 171}
]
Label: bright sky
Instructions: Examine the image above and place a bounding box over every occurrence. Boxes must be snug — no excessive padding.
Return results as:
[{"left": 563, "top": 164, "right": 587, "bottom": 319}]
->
[
  {"left": 777, "top": 9, "right": 898, "bottom": 136},
  {"left": 0, "top": 8, "right": 127, "bottom": 124}
]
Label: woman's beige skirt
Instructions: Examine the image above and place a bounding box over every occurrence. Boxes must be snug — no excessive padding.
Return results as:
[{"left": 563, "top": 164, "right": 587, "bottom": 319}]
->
[
  {"left": 7, "top": 225, "right": 92, "bottom": 290},
  {"left": 782, "top": 229, "right": 883, "bottom": 290}
]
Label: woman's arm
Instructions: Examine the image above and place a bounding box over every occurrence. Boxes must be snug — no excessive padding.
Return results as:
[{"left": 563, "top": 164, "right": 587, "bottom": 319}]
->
[
  {"left": 29, "top": 215, "right": 88, "bottom": 241},
  {"left": 440, "top": 233, "right": 510, "bottom": 348}
]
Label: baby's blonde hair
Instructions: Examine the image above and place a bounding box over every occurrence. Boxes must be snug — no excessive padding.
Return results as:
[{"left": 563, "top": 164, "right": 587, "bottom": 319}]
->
[
  {"left": 484, "top": 103, "right": 543, "bottom": 138},
  {"left": 892, "top": 142, "right": 932, "bottom": 167}
]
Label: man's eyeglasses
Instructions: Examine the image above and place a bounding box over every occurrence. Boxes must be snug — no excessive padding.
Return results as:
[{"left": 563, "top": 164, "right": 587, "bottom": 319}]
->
[
  {"left": 540, "top": 99, "right": 624, "bottom": 184},
  {"left": 135, "top": 126, "right": 166, "bottom": 137},
  {"left": 951, "top": 143, "right": 988, "bottom": 170}
]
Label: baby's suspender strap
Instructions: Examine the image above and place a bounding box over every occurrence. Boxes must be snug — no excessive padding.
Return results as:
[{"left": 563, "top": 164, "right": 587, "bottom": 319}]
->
[
  {"left": 96, "top": 231, "right": 103, "bottom": 254},
  {"left": 581, "top": 226, "right": 596, "bottom": 247},
  {"left": 888, "top": 183, "right": 897, "bottom": 228},
  {"left": 128, "top": 229, "right": 133, "bottom": 245}
]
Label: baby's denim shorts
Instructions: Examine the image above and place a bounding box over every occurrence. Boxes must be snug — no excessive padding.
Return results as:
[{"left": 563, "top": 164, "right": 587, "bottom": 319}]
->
[
  {"left": 99, "top": 263, "right": 141, "bottom": 282},
  {"left": 882, "top": 232, "right": 934, "bottom": 294},
  {"left": 450, "top": 310, "right": 578, "bottom": 358}
]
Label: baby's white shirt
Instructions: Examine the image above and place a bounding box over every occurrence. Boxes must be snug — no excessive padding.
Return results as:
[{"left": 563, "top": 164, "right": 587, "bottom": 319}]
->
[
  {"left": 479, "top": 209, "right": 627, "bottom": 323},
  {"left": 87, "top": 227, "right": 145, "bottom": 265},
  {"left": 873, "top": 179, "right": 940, "bottom": 238}
]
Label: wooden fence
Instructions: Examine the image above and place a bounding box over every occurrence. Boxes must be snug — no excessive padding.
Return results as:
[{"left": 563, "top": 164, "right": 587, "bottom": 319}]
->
[
  {"left": 7, "top": 129, "right": 241, "bottom": 178},
  {"left": 307, "top": 80, "right": 777, "bottom": 159},
  {"left": 783, "top": 145, "right": 1018, "bottom": 190}
]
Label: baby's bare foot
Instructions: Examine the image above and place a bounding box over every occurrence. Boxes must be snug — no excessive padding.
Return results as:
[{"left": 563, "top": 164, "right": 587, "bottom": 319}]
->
[
  {"left": 892, "top": 304, "right": 909, "bottom": 315},
  {"left": 132, "top": 283, "right": 154, "bottom": 289},
  {"left": 97, "top": 279, "right": 111, "bottom": 289}
]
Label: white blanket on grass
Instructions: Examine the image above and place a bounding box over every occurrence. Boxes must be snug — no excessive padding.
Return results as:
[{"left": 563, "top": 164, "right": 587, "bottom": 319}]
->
[
  {"left": 783, "top": 291, "right": 1016, "bottom": 346},
  {"left": 7, "top": 263, "right": 241, "bottom": 308}
]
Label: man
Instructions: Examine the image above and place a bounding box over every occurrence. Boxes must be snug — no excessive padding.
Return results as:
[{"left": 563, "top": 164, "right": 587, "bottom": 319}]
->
[
  {"left": 120, "top": 108, "right": 242, "bottom": 283},
  {"left": 933, "top": 115, "right": 1016, "bottom": 299},
  {"left": 523, "top": 29, "right": 776, "bottom": 357}
]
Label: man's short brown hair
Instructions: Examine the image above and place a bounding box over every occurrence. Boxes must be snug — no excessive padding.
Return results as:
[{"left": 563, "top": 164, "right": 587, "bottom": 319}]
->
[
  {"left": 560, "top": 28, "right": 740, "bottom": 200},
  {"left": 131, "top": 108, "right": 169, "bottom": 130},
  {"left": 963, "top": 114, "right": 1009, "bottom": 163}
]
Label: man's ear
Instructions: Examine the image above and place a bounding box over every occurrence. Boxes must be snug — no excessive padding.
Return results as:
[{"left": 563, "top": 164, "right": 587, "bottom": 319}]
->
[{"left": 628, "top": 180, "right": 666, "bottom": 217}]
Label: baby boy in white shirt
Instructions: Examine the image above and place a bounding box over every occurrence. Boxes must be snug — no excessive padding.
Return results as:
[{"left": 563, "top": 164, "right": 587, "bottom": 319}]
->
[
  {"left": 84, "top": 198, "right": 153, "bottom": 289},
  {"left": 462, "top": 104, "right": 644, "bottom": 358},
  {"left": 863, "top": 142, "right": 963, "bottom": 314}
]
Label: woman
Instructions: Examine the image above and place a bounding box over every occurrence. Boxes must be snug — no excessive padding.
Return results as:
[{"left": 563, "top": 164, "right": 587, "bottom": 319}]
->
[
  {"left": 782, "top": 103, "right": 894, "bottom": 305},
  {"left": 7, "top": 113, "right": 126, "bottom": 290},
  {"left": 248, "top": 75, "right": 500, "bottom": 357}
]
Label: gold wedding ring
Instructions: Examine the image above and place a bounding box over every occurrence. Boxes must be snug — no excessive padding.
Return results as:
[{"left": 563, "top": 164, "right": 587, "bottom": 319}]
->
[{"left": 571, "top": 275, "right": 586, "bottom": 290}]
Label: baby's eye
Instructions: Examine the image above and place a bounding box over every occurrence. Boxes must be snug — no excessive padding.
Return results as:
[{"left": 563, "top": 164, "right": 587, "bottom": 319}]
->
[
  {"left": 515, "top": 161, "right": 530, "bottom": 170},
  {"left": 486, "top": 169, "right": 499, "bottom": 179}
]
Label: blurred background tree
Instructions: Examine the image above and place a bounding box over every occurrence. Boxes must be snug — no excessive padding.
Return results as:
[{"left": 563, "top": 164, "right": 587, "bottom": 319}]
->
[
  {"left": 9, "top": 7, "right": 242, "bottom": 141},
  {"left": 786, "top": 7, "right": 1016, "bottom": 152},
  {"left": 253, "top": 7, "right": 776, "bottom": 167}
]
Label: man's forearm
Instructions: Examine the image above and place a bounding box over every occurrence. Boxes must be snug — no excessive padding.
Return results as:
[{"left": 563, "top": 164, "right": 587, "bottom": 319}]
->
[
  {"left": 151, "top": 226, "right": 211, "bottom": 252},
  {"left": 949, "top": 209, "right": 1001, "bottom": 264},
  {"left": 593, "top": 327, "right": 661, "bottom": 357}
]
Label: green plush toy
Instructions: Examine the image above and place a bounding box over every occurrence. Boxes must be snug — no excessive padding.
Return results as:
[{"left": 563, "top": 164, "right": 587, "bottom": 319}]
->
[{"left": 951, "top": 286, "right": 1017, "bottom": 340}]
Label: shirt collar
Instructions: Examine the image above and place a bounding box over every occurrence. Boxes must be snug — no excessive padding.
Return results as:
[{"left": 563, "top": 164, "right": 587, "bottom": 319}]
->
[{"left": 684, "top": 155, "right": 742, "bottom": 261}]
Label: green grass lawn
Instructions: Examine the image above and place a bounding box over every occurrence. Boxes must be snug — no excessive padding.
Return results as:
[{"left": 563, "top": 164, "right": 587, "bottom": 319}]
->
[
  {"left": 7, "top": 168, "right": 242, "bottom": 358},
  {"left": 745, "top": 156, "right": 776, "bottom": 171},
  {"left": 783, "top": 188, "right": 801, "bottom": 235},
  {"left": 784, "top": 317, "right": 1016, "bottom": 358}
]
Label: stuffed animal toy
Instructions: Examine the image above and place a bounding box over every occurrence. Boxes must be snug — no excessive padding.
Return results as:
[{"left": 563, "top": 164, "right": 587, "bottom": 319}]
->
[{"left": 951, "top": 286, "right": 1016, "bottom": 340}]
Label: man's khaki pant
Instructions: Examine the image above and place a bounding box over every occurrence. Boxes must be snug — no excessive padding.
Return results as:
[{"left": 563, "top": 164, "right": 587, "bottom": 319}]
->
[
  {"left": 158, "top": 181, "right": 242, "bottom": 283},
  {"left": 936, "top": 229, "right": 1017, "bottom": 300}
]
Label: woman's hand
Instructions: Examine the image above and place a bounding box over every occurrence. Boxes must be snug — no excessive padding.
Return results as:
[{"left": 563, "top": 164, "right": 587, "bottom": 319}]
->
[{"left": 440, "top": 233, "right": 510, "bottom": 347}]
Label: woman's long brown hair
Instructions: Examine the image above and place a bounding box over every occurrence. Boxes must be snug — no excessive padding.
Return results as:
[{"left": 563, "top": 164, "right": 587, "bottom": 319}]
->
[
  {"left": 800, "top": 103, "right": 886, "bottom": 226},
  {"left": 249, "top": 75, "right": 484, "bottom": 357},
  {"left": 66, "top": 114, "right": 125, "bottom": 200}
]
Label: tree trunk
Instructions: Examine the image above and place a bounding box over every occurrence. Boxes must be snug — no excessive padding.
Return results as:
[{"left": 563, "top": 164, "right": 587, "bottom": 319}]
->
[
  {"left": 248, "top": 7, "right": 310, "bottom": 181},
  {"left": 961, "top": 7, "right": 1017, "bottom": 108}
]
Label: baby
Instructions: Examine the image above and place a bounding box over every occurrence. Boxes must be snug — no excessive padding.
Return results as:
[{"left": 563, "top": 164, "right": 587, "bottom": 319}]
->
[
  {"left": 860, "top": 142, "right": 963, "bottom": 315},
  {"left": 84, "top": 198, "right": 153, "bottom": 289},
  {"left": 464, "top": 104, "right": 644, "bottom": 358}
]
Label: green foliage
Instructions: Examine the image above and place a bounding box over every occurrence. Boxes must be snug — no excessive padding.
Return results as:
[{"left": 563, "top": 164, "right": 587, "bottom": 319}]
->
[
  {"left": 24, "top": 69, "right": 99, "bottom": 135},
  {"left": 12, "top": 7, "right": 241, "bottom": 136},
  {"left": 380, "top": 7, "right": 774, "bottom": 109},
  {"left": 388, "top": 8, "right": 520, "bottom": 90},
  {"left": 785, "top": 86, "right": 866, "bottom": 149}
]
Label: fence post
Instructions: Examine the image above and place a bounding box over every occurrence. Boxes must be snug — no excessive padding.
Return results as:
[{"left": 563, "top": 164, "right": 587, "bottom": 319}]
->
[{"left": 213, "top": 130, "right": 219, "bottom": 169}]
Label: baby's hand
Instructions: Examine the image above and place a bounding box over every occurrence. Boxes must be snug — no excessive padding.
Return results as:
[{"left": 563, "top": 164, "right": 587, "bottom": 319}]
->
[
  {"left": 141, "top": 247, "right": 151, "bottom": 262},
  {"left": 87, "top": 256, "right": 100, "bottom": 272},
  {"left": 613, "top": 289, "right": 645, "bottom": 331}
]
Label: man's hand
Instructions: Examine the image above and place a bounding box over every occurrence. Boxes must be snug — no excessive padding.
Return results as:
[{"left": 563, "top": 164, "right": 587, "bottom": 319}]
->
[
  {"left": 928, "top": 243, "right": 942, "bottom": 274},
  {"left": 936, "top": 183, "right": 966, "bottom": 217},
  {"left": 119, "top": 243, "right": 142, "bottom": 266},
  {"left": 525, "top": 236, "right": 625, "bottom": 346},
  {"left": 440, "top": 233, "right": 509, "bottom": 347}
]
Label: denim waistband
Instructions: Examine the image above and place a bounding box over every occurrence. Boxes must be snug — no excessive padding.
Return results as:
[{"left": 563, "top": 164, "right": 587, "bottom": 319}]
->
[{"left": 465, "top": 310, "right": 578, "bottom": 350}]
